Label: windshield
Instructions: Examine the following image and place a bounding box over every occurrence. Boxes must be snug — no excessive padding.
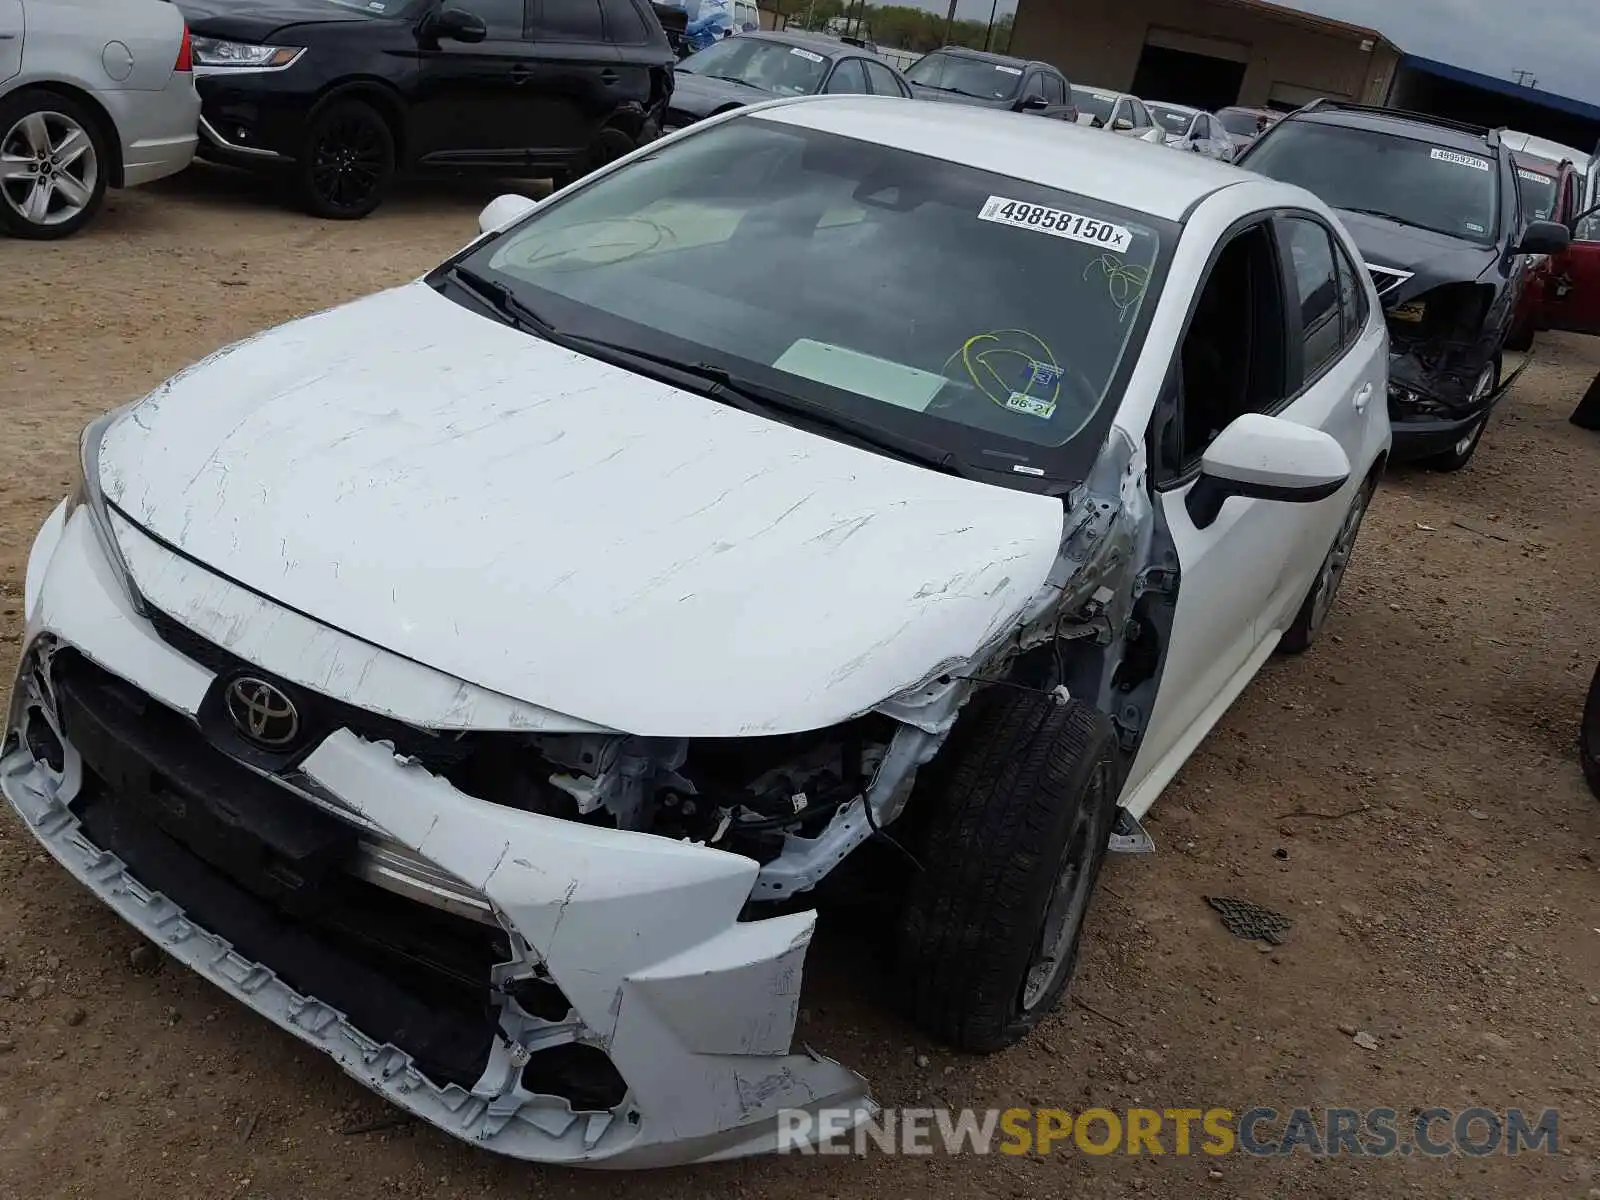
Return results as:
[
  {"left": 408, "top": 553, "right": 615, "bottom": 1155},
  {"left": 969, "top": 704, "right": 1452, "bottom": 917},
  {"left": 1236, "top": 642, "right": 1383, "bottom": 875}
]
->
[
  {"left": 457, "top": 117, "right": 1171, "bottom": 479},
  {"left": 1514, "top": 162, "right": 1559, "bottom": 221},
  {"left": 1244, "top": 120, "right": 1500, "bottom": 244},
  {"left": 1148, "top": 104, "right": 1194, "bottom": 135},
  {"left": 1072, "top": 88, "right": 1119, "bottom": 124},
  {"left": 1216, "top": 109, "right": 1267, "bottom": 137},
  {"left": 677, "top": 38, "right": 830, "bottom": 94},
  {"left": 906, "top": 53, "right": 1022, "bottom": 101}
]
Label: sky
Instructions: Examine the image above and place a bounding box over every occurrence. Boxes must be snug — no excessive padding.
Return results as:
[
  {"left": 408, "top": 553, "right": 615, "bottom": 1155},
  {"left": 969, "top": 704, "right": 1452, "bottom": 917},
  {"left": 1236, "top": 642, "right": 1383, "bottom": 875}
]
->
[
  {"left": 900, "top": 0, "right": 1599, "bottom": 107},
  {"left": 1284, "top": 0, "right": 1599, "bottom": 105}
]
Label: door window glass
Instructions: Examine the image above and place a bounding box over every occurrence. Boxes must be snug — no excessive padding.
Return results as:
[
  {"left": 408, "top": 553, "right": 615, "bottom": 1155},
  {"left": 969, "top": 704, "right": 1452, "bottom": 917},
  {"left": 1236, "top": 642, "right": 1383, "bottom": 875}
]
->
[
  {"left": 599, "top": 0, "right": 647, "bottom": 42},
  {"left": 862, "top": 61, "right": 905, "bottom": 97},
  {"left": 1281, "top": 217, "right": 1342, "bottom": 384},
  {"left": 1040, "top": 73, "right": 1066, "bottom": 105},
  {"left": 534, "top": 0, "right": 604, "bottom": 40},
  {"left": 824, "top": 58, "right": 869, "bottom": 95},
  {"left": 1171, "top": 223, "right": 1289, "bottom": 469},
  {"left": 463, "top": 0, "right": 527, "bottom": 37}
]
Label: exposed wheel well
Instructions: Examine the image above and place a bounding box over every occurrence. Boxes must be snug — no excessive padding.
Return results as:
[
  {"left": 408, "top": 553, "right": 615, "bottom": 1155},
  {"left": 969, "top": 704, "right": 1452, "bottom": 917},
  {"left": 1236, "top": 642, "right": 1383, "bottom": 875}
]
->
[
  {"left": 309, "top": 81, "right": 407, "bottom": 164},
  {"left": 6, "top": 82, "right": 124, "bottom": 186}
]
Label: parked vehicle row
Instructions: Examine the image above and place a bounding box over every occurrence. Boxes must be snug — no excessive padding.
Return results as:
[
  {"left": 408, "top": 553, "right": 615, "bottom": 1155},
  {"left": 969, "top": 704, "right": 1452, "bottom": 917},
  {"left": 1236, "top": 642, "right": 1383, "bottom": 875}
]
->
[{"left": 4, "top": 93, "right": 1394, "bottom": 1165}]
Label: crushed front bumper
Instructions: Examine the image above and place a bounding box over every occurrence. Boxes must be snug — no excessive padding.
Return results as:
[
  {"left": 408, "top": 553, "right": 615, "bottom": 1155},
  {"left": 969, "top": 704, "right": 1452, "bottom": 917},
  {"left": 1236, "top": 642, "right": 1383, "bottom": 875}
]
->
[{"left": 2, "top": 506, "right": 873, "bottom": 1167}]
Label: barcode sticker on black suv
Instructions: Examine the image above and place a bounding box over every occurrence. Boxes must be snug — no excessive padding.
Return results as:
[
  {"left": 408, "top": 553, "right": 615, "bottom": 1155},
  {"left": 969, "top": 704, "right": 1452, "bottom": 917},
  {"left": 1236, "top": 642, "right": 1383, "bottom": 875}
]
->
[{"left": 1431, "top": 148, "right": 1491, "bottom": 171}]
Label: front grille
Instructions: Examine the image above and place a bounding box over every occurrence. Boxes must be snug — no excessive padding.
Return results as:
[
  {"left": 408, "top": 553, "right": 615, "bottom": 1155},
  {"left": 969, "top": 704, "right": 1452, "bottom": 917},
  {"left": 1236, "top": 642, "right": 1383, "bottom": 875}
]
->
[
  {"left": 144, "top": 605, "right": 474, "bottom": 773},
  {"left": 51, "top": 649, "right": 506, "bottom": 1089}
]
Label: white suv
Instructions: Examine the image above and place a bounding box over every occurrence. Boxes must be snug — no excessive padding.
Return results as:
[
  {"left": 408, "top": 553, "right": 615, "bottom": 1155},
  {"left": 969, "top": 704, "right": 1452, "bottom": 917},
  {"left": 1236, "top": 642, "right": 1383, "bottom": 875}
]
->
[{"left": 0, "top": 0, "right": 200, "bottom": 238}]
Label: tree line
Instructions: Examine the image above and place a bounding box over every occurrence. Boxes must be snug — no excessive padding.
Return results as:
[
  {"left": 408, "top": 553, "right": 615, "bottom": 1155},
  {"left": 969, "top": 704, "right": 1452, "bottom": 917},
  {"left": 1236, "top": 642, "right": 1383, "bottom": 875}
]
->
[{"left": 767, "top": 1, "right": 1016, "bottom": 55}]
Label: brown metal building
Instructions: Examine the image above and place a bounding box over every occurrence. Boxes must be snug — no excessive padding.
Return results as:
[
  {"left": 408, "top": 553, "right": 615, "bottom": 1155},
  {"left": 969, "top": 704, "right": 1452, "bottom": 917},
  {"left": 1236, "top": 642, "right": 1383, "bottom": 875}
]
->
[{"left": 1008, "top": 0, "right": 1402, "bottom": 113}]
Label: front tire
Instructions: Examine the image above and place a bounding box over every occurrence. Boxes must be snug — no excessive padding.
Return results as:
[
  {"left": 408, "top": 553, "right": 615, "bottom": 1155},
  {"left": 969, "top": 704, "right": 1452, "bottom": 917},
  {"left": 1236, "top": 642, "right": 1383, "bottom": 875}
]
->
[
  {"left": 1423, "top": 357, "right": 1499, "bottom": 473},
  {"left": 894, "top": 687, "right": 1120, "bottom": 1052},
  {"left": 296, "top": 99, "right": 395, "bottom": 220},
  {"left": 1277, "top": 473, "right": 1377, "bottom": 655},
  {"left": 0, "top": 89, "right": 109, "bottom": 240},
  {"left": 553, "top": 123, "right": 637, "bottom": 190}
]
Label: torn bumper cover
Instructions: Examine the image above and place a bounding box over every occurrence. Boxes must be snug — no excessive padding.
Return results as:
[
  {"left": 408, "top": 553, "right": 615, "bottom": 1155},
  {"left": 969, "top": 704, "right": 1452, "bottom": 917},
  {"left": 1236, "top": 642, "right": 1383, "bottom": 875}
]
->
[
  {"left": 2, "top": 512, "right": 873, "bottom": 1169},
  {"left": 1385, "top": 340, "right": 1521, "bottom": 463}
]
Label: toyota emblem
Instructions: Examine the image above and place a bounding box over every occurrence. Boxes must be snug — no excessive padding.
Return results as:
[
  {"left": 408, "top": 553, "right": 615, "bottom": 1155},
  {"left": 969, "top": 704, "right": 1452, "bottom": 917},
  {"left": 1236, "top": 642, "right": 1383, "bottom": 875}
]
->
[{"left": 224, "top": 676, "right": 301, "bottom": 749}]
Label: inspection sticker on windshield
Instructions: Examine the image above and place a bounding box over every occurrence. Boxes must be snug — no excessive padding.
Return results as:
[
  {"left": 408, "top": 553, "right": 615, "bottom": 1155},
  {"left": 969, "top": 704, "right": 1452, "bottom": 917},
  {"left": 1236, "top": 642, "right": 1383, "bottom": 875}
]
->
[
  {"left": 1518, "top": 168, "right": 1548, "bottom": 183},
  {"left": 1431, "top": 147, "right": 1490, "bottom": 171},
  {"left": 978, "top": 195, "right": 1133, "bottom": 252},
  {"left": 995, "top": 64, "right": 1022, "bottom": 74},
  {"left": 790, "top": 47, "right": 824, "bottom": 62},
  {"left": 1005, "top": 391, "right": 1056, "bottom": 419}
]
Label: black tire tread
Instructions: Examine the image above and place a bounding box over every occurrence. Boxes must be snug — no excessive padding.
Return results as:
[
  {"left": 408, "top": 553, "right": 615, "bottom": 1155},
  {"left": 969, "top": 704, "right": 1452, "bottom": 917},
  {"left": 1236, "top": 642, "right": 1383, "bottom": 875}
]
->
[
  {"left": 896, "top": 687, "right": 1117, "bottom": 1052},
  {"left": 296, "top": 98, "right": 395, "bottom": 220}
]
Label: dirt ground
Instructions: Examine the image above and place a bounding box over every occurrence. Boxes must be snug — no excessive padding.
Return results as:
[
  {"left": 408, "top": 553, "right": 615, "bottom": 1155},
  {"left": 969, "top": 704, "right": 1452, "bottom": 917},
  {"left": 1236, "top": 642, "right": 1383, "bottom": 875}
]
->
[{"left": 1, "top": 167, "right": 1598, "bottom": 1200}]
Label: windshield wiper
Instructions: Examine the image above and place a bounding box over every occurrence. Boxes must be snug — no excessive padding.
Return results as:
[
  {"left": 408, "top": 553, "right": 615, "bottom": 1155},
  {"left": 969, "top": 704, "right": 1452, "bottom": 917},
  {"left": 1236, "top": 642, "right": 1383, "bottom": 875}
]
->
[
  {"left": 562, "top": 339, "right": 985, "bottom": 479},
  {"left": 441, "top": 264, "right": 559, "bottom": 337},
  {"left": 1338, "top": 206, "right": 1411, "bottom": 226}
]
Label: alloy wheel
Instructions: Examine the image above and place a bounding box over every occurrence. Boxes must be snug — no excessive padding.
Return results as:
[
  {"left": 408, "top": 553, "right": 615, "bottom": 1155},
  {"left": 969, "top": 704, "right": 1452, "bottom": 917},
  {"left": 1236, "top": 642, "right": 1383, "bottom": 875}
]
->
[
  {"left": 1308, "top": 483, "right": 1372, "bottom": 635},
  {"left": 309, "top": 113, "right": 386, "bottom": 213},
  {"left": 0, "top": 109, "right": 99, "bottom": 228},
  {"left": 1020, "top": 759, "right": 1113, "bottom": 1011}
]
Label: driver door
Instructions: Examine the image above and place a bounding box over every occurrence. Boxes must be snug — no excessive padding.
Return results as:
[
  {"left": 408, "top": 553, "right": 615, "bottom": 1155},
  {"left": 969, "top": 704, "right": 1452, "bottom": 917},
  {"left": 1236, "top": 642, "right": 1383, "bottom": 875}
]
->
[
  {"left": 1536, "top": 188, "right": 1600, "bottom": 336},
  {"left": 1121, "top": 218, "right": 1295, "bottom": 811}
]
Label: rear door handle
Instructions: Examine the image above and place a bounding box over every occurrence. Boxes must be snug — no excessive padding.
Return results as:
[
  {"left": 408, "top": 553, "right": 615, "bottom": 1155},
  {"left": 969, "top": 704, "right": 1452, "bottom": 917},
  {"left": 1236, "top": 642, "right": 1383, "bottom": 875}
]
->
[
  {"left": 509, "top": 62, "right": 535, "bottom": 84},
  {"left": 1353, "top": 383, "right": 1374, "bottom": 412},
  {"left": 600, "top": 69, "right": 619, "bottom": 85}
]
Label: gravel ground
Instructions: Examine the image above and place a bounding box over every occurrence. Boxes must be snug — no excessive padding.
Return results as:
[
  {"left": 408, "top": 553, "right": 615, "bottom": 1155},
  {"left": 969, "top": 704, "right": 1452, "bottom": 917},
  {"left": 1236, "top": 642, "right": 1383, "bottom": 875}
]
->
[{"left": 1, "top": 167, "right": 1598, "bottom": 1200}]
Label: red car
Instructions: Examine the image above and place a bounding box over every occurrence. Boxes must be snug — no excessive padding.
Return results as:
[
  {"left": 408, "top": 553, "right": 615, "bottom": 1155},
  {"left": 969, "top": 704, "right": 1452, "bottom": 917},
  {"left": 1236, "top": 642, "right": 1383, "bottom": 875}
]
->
[{"left": 1509, "top": 149, "right": 1600, "bottom": 348}]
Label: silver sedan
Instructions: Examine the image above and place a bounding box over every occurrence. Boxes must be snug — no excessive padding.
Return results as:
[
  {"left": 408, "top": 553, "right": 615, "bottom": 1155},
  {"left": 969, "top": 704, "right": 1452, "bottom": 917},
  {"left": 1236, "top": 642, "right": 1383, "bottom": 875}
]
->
[
  {"left": 0, "top": 0, "right": 199, "bottom": 238},
  {"left": 1147, "top": 101, "right": 1236, "bottom": 162}
]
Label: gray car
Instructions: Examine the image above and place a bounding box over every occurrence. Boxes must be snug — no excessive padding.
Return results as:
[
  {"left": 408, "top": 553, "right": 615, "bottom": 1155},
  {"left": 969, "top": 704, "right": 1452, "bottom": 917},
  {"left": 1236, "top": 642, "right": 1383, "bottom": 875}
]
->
[
  {"left": 0, "top": 0, "right": 199, "bottom": 238},
  {"left": 1147, "top": 101, "right": 1235, "bottom": 161}
]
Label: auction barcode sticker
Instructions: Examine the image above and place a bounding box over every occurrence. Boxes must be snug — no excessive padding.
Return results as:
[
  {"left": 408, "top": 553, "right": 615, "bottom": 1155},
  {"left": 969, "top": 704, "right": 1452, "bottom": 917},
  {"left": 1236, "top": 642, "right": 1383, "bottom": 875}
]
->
[
  {"left": 978, "top": 195, "right": 1133, "bottom": 253},
  {"left": 1431, "top": 147, "right": 1490, "bottom": 171},
  {"left": 1517, "top": 168, "right": 1547, "bottom": 183}
]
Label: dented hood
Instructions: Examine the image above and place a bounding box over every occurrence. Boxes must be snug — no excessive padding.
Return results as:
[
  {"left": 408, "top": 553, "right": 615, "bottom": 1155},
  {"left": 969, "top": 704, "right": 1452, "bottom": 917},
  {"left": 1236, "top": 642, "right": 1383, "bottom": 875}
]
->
[
  {"left": 1335, "top": 209, "right": 1498, "bottom": 303},
  {"left": 99, "top": 283, "right": 1065, "bottom": 737}
]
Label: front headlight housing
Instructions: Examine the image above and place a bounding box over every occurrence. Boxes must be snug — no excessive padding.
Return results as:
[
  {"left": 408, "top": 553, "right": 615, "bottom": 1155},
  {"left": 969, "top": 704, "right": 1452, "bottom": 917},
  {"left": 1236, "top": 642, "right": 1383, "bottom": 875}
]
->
[
  {"left": 65, "top": 407, "right": 148, "bottom": 616},
  {"left": 190, "top": 37, "right": 305, "bottom": 69}
]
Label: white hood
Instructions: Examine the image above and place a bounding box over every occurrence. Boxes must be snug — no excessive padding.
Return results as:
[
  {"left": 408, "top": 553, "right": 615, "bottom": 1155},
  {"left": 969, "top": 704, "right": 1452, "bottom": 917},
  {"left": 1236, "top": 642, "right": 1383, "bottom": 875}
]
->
[{"left": 99, "top": 283, "right": 1066, "bottom": 737}]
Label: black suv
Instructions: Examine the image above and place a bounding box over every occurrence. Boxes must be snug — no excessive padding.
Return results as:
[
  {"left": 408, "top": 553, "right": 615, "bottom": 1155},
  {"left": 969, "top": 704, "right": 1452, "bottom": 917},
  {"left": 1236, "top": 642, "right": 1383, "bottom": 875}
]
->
[
  {"left": 183, "top": 0, "right": 676, "bottom": 218},
  {"left": 903, "top": 46, "right": 1078, "bottom": 123},
  {"left": 1238, "top": 101, "right": 1570, "bottom": 470}
]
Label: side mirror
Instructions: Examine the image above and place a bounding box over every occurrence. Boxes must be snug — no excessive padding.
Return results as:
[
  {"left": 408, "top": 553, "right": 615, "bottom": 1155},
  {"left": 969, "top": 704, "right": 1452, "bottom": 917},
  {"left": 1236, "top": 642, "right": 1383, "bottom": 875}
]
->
[
  {"left": 1518, "top": 219, "right": 1572, "bottom": 256},
  {"left": 430, "top": 6, "right": 487, "bottom": 42},
  {"left": 1185, "top": 413, "right": 1350, "bottom": 530},
  {"left": 1017, "top": 94, "right": 1049, "bottom": 111},
  {"left": 478, "top": 192, "right": 538, "bottom": 234},
  {"left": 1112, "top": 117, "right": 1134, "bottom": 132}
]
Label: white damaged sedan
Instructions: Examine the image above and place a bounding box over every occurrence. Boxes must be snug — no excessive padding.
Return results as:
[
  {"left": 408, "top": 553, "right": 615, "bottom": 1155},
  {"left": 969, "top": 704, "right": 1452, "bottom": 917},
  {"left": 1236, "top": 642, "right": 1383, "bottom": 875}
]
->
[{"left": 3, "top": 96, "right": 1390, "bottom": 1166}]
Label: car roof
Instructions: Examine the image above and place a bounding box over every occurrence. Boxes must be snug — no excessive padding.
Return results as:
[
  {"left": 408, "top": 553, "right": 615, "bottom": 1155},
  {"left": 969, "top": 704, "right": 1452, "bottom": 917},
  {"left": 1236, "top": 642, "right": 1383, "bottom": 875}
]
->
[
  {"left": 750, "top": 96, "right": 1250, "bottom": 221},
  {"left": 1289, "top": 108, "right": 1498, "bottom": 156},
  {"left": 1512, "top": 152, "right": 1563, "bottom": 177},
  {"left": 1074, "top": 85, "right": 1131, "bottom": 100},
  {"left": 1148, "top": 100, "right": 1200, "bottom": 115},
  {"left": 1502, "top": 130, "right": 1588, "bottom": 167},
  {"left": 742, "top": 30, "right": 894, "bottom": 65},
  {"left": 929, "top": 44, "right": 1056, "bottom": 72}
]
